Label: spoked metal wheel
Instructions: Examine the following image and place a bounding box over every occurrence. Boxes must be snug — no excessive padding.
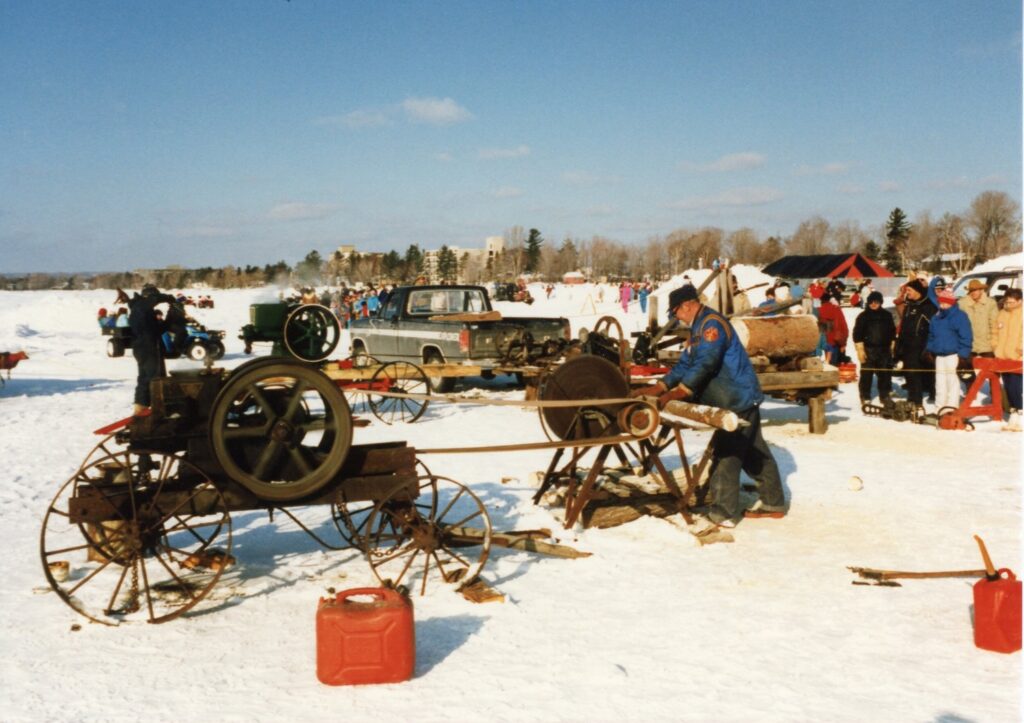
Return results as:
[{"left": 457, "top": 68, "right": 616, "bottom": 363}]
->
[
  {"left": 363, "top": 475, "right": 491, "bottom": 595},
  {"left": 368, "top": 361, "right": 430, "bottom": 424},
  {"left": 209, "top": 361, "right": 353, "bottom": 502},
  {"left": 283, "top": 304, "right": 340, "bottom": 362},
  {"left": 40, "top": 450, "right": 232, "bottom": 625},
  {"left": 330, "top": 459, "right": 432, "bottom": 549}
]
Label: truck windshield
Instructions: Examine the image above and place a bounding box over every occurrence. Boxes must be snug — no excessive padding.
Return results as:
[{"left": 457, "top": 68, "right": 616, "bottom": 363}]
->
[{"left": 407, "top": 289, "right": 487, "bottom": 315}]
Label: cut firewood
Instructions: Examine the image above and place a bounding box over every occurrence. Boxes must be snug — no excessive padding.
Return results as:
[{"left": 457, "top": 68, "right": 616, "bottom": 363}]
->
[{"left": 459, "top": 577, "right": 505, "bottom": 604}]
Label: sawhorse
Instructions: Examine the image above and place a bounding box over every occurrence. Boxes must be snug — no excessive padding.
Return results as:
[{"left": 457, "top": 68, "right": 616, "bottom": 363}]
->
[
  {"left": 533, "top": 415, "right": 714, "bottom": 529},
  {"left": 954, "top": 357, "right": 1022, "bottom": 424}
]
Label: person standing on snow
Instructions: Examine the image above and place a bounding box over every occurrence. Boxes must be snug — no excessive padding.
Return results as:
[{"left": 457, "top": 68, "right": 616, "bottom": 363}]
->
[
  {"left": 852, "top": 291, "right": 896, "bottom": 407},
  {"left": 994, "top": 288, "right": 1022, "bottom": 431},
  {"left": 120, "top": 284, "right": 177, "bottom": 416},
  {"left": 631, "top": 284, "right": 786, "bottom": 536},
  {"left": 894, "top": 278, "right": 937, "bottom": 414},
  {"left": 817, "top": 292, "right": 849, "bottom": 365},
  {"left": 926, "top": 286, "right": 973, "bottom": 413}
]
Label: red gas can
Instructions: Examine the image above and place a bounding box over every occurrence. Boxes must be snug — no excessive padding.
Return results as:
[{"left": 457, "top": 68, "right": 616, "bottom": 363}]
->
[
  {"left": 316, "top": 587, "right": 415, "bottom": 685},
  {"left": 973, "top": 569, "right": 1022, "bottom": 654}
]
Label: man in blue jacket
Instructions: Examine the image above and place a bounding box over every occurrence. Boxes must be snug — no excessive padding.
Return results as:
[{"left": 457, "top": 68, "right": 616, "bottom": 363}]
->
[
  {"left": 926, "top": 284, "right": 973, "bottom": 413},
  {"left": 634, "top": 285, "right": 786, "bottom": 536}
]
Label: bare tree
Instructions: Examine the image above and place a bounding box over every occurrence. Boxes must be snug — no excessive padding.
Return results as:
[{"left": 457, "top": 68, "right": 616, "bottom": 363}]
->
[
  {"left": 938, "top": 213, "right": 973, "bottom": 276},
  {"left": 502, "top": 225, "right": 527, "bottom": 278},
  {"left": 830, "top": 220, "right": 870, "bottom": 254},
  {"left": 786, "top": 216, "right": 831, "bottom": 255},
  {"left": 966, "top": 190, "right": 1022, "bottom": 260},
  {"left": 725, "top": 227, "right": 761, "bottom": 265}
]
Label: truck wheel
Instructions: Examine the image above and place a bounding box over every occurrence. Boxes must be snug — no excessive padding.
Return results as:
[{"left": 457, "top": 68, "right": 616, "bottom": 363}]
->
[
  {"left": 188, "top": 341, "right": 208, "bottom": 362},
  {"left": 424, "top": 351, "right": 455, "bottom": 393},
  {"left": 107, "top": 339, "right": 124, "bottom": 358}
]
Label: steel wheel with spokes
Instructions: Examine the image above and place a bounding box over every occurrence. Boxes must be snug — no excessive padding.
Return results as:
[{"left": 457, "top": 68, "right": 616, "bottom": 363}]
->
[
  {"left": 368, "top": 361, "right": 430, "bottom": 424},
  {"left": 40, "top": 450, "right": 232, "bottom": 625},
  {"left": 363, "top": 475, "right": 491, "bottom": 595},
  {"left": 330, "top": 459, "right": 432, "bottom": 549}
]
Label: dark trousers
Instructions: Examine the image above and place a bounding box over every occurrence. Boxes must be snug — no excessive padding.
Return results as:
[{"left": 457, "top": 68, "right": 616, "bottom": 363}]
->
[
  {"left": 706, "top": 406, "right": 785, "bottom": 522},
  {"left": 133, "top": 337, "right": 164, "bottom": 407},
  {"left": 859, "top": 348, "right": 893, "bottom": 402},
  {"left": 900, "top": 348, "right": 932, "bottom": 405},
  {"left": 1004, "top": 373, "right": 1023, "bottom": 410}
]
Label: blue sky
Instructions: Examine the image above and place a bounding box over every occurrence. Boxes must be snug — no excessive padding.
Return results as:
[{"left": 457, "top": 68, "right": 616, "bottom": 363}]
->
[{"left": 1, "top": 1, "right": 1020, "bottom": 272}]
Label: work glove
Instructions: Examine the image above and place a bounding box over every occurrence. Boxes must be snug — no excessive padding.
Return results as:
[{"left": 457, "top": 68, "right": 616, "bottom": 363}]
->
[
  {"left": 855, "top": 342, "right": 866, "bottom": 365},
  {"left": 657, "top": 386, "right": 691, "bottom": 410},
  {"left": 957, "top": 356, "right": 973, "bottom": 371},
  {"left": 630, "top": 383, "right": 665, "bottom": 399}
]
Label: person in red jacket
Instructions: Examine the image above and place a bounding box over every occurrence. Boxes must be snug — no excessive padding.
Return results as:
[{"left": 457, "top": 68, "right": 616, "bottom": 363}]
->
[{"left": 817, "top": 292, "right": 849, "bottom": 365}]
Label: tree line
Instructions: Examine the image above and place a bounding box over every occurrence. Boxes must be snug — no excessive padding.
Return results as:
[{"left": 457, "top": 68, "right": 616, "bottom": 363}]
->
[{"left": 5, "top": 190, "right": 1019, "bottom": 291}]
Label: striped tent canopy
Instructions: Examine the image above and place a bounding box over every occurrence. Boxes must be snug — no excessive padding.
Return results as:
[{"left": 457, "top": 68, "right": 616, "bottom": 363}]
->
[{"left": 762, "top": 253, "right": 893, "bottom": 280}]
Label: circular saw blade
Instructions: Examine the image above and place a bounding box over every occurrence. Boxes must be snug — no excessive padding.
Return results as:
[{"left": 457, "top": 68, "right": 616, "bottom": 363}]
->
[{"left": 538, "top": 355, "right": 629, "bottom": 440}]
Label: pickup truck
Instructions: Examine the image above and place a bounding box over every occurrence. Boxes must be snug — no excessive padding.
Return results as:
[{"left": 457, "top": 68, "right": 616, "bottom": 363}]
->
[{"left": 348, "top": 285, "right": 570, "bottom": 391}]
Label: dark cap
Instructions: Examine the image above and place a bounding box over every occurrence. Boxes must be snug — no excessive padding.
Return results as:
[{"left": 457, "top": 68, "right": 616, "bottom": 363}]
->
[
  {"left": 667, "top": 284, "right": 699, "bottom": 314},
  {"left": 141, "top": 283, "right": 159, "bottom": 297},
  {"left": 867, "top": 291, "right": 883, "bottom": 305},
  {"left": 905, "top": 279, "right": 927, "bottom": 296}
]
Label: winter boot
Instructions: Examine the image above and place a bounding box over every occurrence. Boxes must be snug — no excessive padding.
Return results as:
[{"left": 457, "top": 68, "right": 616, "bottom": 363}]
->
[{"left": 1004, "top": 410, "right": 1022, "bottom": 432}]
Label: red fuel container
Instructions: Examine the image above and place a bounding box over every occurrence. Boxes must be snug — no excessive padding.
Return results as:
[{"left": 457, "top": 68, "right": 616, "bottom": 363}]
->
[
  {"left": 316, "top": 587, "right": 415, "bottom": 685},
  {"left": 973, "top": 569, "right": 1022, "bottom": 654}
]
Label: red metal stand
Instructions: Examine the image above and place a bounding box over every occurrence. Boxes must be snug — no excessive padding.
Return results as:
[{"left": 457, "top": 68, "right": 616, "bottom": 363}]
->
[{"left": 955, "top": 357, "right": 1022, "bottom": 423}]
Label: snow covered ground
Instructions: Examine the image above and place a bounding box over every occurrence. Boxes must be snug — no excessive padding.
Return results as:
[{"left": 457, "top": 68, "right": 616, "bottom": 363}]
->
[{"left": 0, "top": 268, "right": 1020, "bottom": 722}]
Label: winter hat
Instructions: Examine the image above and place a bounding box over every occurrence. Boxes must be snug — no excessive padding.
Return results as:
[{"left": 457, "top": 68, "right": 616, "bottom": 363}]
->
[
  {"left": 905, "top": 279, "right": 927, "bottom": 297},
  {"left": 867, "top": 291, "right": 884, "bottom": 305},
  {"left": 937, "top": 287, "right": 956, "bottom": 305},
  {"left": 820, "top": 292, "right": 833, "bottom": 304},
  {"left": 667, "top": 284, "right": 699, "bottom": 315}
]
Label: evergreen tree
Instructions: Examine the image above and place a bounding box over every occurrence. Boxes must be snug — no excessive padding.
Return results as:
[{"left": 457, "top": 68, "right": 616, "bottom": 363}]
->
[
  {"left": 525, "top": 228, "right": 544, "bottom": 273},
  {"left": 437, "top": 245, "right": 458, "bottom": 283},
  {"left": 295, "top": 250, "right": 324, "bottom": 284},
  {"left": 403, "top": 244, "right": 424, "bottom": 282},
  {"left": 381, "top": 250, "right": 403, "bottom": 281},
  {"left": 883, "top": 207, "right": 911, "bottom": 273},
  {"left": 862, "top": 240, "right": 882, "bottom": 260}
]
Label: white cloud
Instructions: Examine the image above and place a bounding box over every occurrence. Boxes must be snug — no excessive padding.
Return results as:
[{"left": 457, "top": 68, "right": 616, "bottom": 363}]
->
[
  {"left": 795, "top": 162, "right": 849, "bottom": 176},
  {"left": 267, "top": 202, "right": 339, "bottom": 221},
  {"left": 492, "top": 186, "right": 524, "bottom": 199},
  {"left": 837, "top": 183, "right": 864, "bottom": 195},
  {"left": 879, "top": 180, "right": 901, "bottom": 192},
  {"left": 679, "top": 152, "right": 766, "bottom": 173},
  {"left": 478, "top": 145, "right": 531, "bottom": 160},
  {"left": 668, "top": 186, "right": 784, "bottom": 210},
  {"left": 402, "top": 97, "right": 473, "bottom": 125}
]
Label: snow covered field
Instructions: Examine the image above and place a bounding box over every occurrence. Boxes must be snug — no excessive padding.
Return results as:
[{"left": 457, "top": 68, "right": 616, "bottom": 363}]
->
[{"left": 0, "top": 270, "right": 1020, "bottom": 722}]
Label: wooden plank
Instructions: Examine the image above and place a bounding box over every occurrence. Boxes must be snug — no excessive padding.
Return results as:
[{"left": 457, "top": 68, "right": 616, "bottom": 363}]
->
[{"left": 758, "top": 370, "right": 840, "bottom": 390}]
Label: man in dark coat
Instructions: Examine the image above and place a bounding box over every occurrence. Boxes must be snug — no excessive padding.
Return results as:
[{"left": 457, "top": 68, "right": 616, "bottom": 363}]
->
[
  {"left": 894, "top": 279, "right": 937, "bottom": 411},
  {"left": 852, "top": 291, "right": 897, "bottom": 406},
  {"left": 123, "top": 284, "right": 177, "bottom": 414},
  {"left": 632, "top": 285, "right": 786, "bottom": 536}
]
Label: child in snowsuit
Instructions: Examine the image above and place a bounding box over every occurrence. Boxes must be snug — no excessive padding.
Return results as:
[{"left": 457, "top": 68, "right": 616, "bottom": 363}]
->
[{"left": 852, "top": 291, "right": 896, "bottom": 406}]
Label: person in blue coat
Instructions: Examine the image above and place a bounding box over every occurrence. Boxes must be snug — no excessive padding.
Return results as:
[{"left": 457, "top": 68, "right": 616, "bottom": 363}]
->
[
  {"left": 926, "top": 284, "right": 973, "bottom": 413},
  {"left": 632, "top": 284, "right": 786, "bottom": 536}
]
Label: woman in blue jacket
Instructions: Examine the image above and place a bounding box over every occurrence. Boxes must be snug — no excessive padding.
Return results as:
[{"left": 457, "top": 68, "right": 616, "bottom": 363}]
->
[{"left": 926, "top": 284, "right": 973, "bottom": 413}]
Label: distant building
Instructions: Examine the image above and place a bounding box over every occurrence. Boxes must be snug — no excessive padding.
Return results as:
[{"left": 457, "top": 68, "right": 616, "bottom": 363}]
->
[{"left": 423, "top": 236, "right": 504, "bottom": 283}]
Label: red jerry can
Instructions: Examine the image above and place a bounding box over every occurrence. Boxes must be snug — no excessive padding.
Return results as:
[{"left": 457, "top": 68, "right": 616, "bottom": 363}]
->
[
  {"left": 973, "top": 569, "right": 1022, "bottom": 654},
  {"left": 316, "top": 587, "right": 415, "bottom": 685}
]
